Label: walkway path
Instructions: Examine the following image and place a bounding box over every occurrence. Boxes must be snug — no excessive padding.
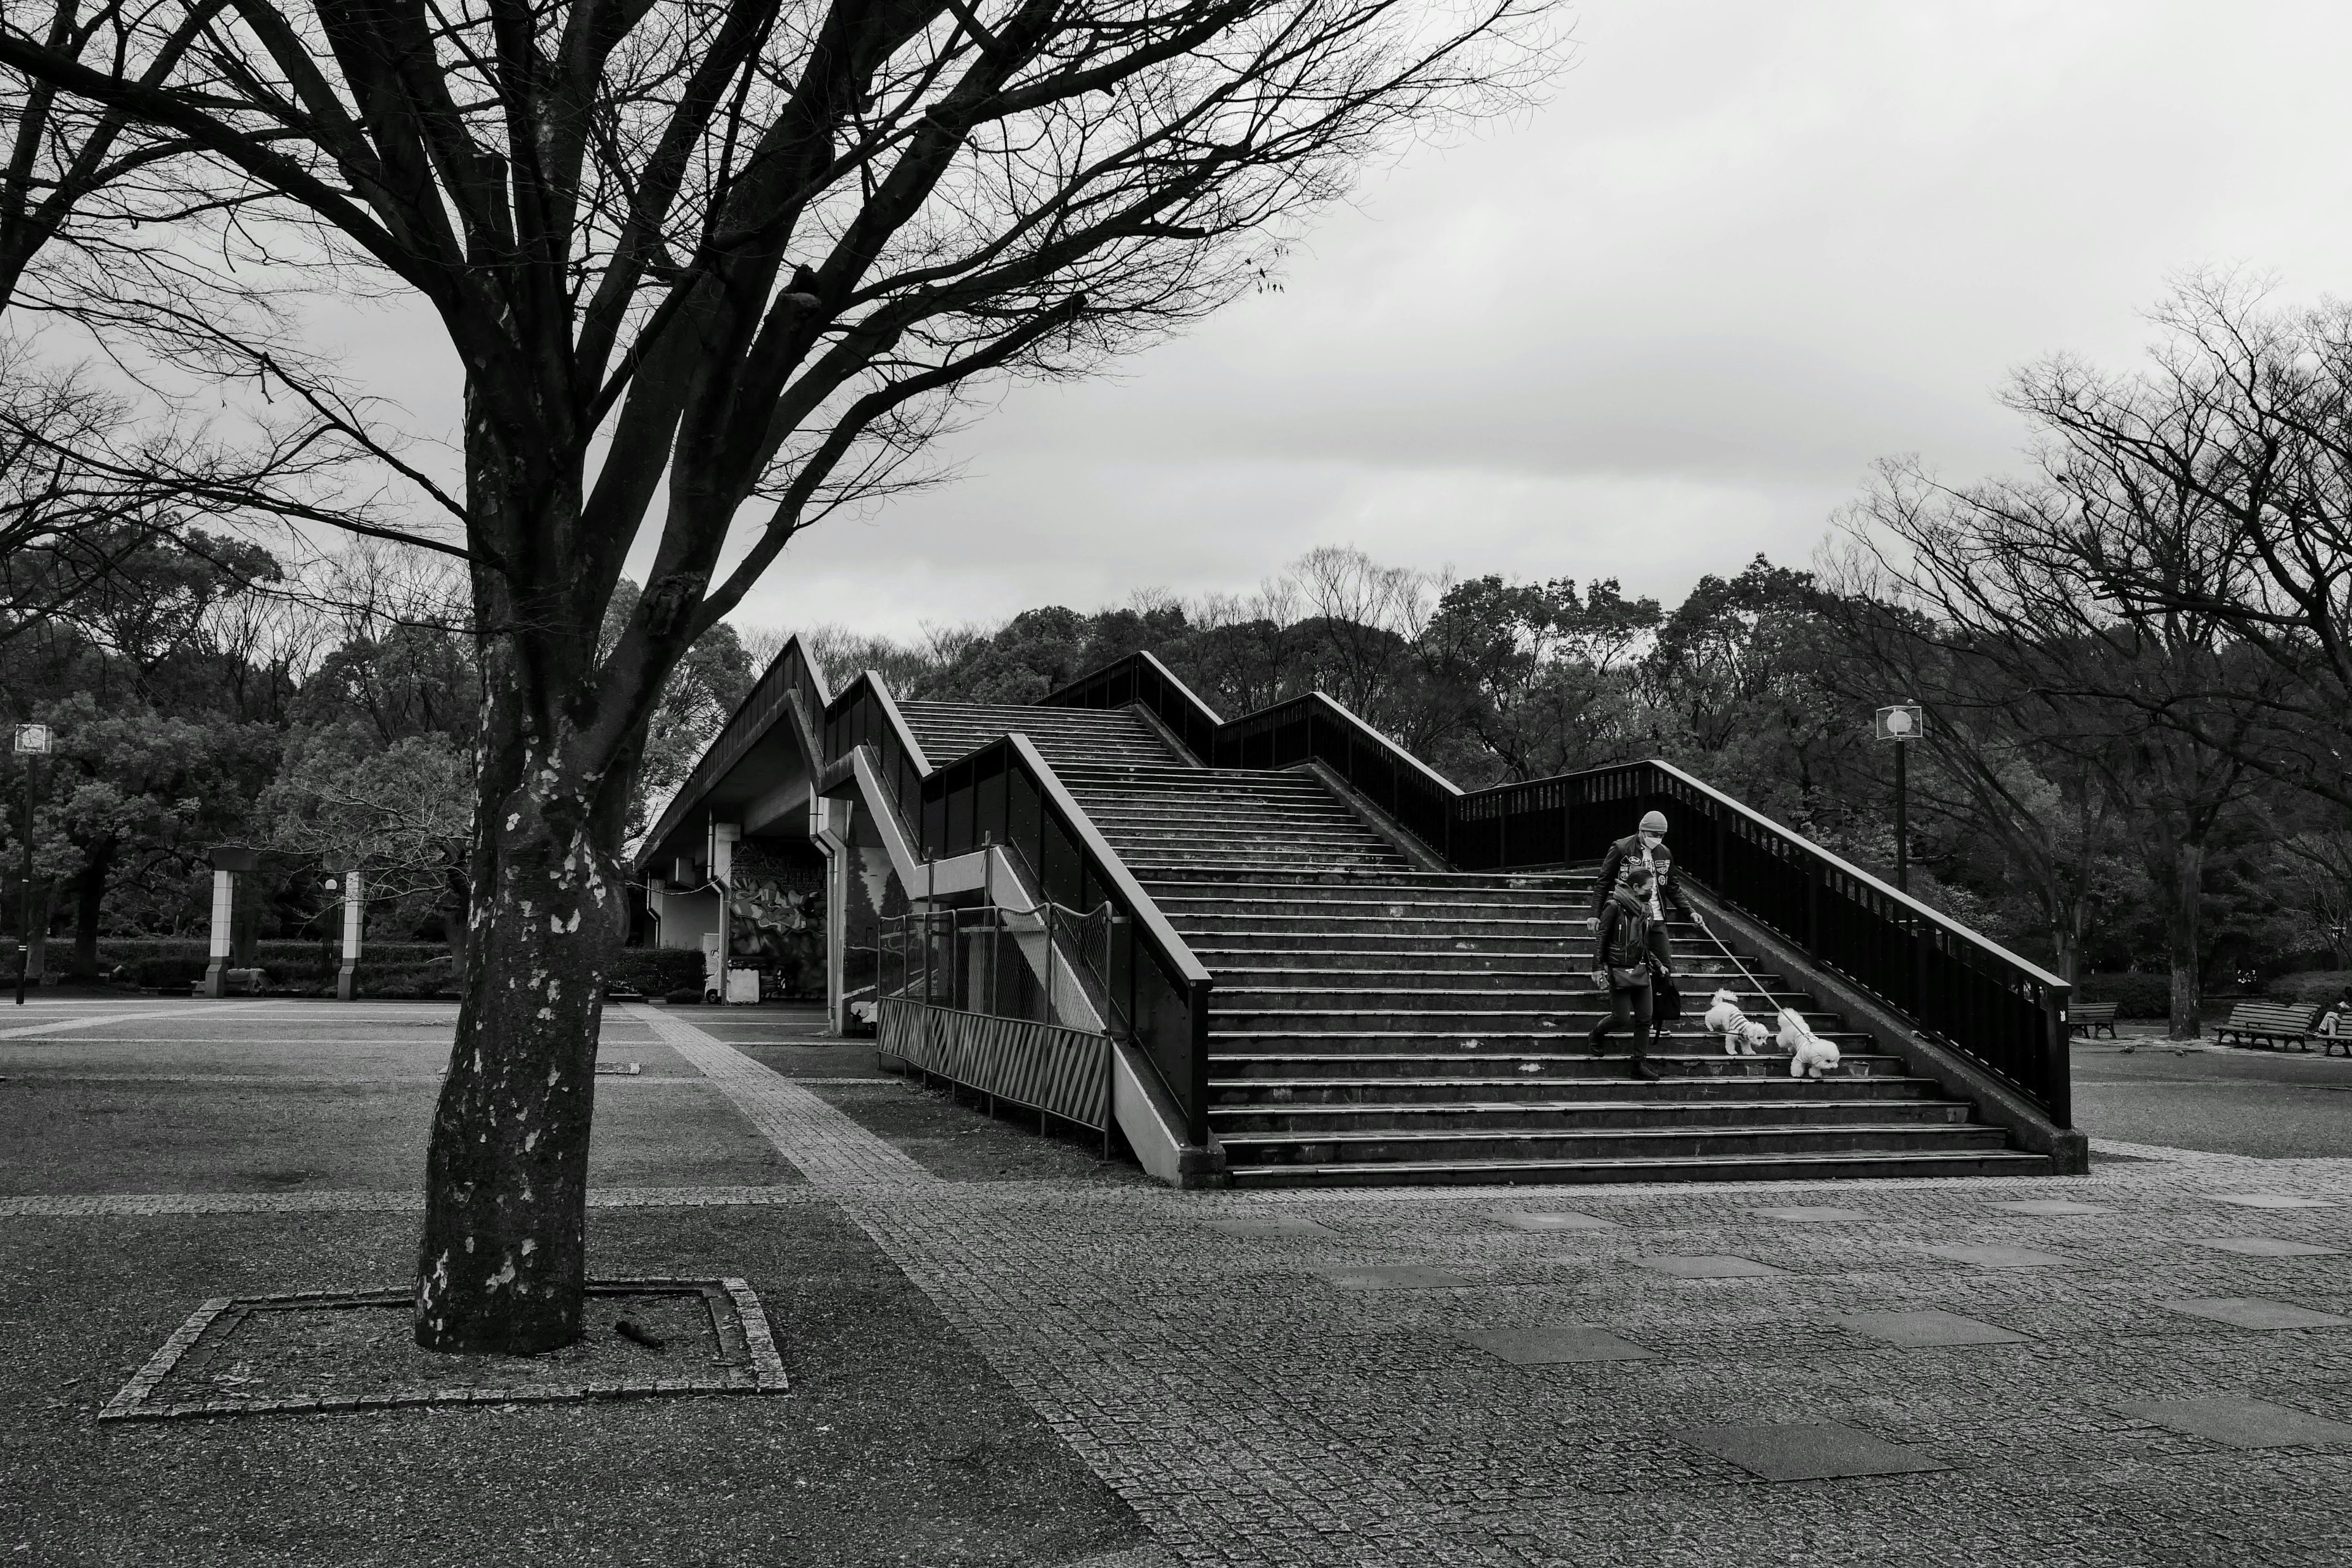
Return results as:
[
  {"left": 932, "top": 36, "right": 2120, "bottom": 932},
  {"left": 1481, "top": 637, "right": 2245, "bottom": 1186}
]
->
[
  {"left": 7, "top": 995, "right": 2348, "bottom": 1565},
  {"left": 642, "top": 1006, "right": 2352, "bottom": 1568}
]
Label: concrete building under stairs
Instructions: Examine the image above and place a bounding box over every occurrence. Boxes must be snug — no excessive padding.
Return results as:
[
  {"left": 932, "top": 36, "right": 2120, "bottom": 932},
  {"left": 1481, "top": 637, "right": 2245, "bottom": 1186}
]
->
[{"left": 636, "top": 644, "right": 2083, "bottom": 1188}]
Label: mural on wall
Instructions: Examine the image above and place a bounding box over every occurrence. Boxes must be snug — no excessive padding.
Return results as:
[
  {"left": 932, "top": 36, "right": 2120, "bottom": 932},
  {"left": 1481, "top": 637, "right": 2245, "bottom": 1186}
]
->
[{"left": 726, "top": 841, "right": 827, "bottom": 1000}]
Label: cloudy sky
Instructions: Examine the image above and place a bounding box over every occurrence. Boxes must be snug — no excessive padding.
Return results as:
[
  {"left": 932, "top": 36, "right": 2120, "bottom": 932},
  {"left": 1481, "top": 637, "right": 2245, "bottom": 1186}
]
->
[{"left": 328, "top": 1, "right": 2352, "bottom": 640}]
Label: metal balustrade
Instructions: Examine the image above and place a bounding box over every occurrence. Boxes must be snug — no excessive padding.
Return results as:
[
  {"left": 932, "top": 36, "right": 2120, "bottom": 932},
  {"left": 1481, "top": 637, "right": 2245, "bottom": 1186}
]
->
[
  {"left": 918, "top": 735, "right": 1214, "bottom": 1144},
  {"left": 1043, "top": 651, "right": 2071, "bottom": 1124}
]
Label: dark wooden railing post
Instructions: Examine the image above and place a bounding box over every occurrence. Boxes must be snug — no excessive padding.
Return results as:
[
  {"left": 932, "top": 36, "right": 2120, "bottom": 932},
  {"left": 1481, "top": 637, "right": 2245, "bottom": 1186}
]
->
[
  {"left": 2040, "top": 985, "right": 2073, "bottom": 1129},
  {"left": 1186, "top": 974, "right": 1213, "bottom": 1146},
  {"left": 1804, "top": 862, "right": 1820, "bottom": 956}
]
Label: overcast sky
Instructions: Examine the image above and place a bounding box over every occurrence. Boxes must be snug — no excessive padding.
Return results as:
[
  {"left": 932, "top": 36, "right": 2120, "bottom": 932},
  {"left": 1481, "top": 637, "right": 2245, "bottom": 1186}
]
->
[{"left": 328, "top": 1, "right": 2352, "bottom": 641}]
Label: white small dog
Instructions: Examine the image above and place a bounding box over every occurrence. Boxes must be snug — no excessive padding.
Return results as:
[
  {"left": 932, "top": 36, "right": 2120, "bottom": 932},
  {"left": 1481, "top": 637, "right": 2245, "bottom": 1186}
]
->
[
  {"left": 1778, "top": 1009, "right": 1841, "bottom": 1079},
  {"left": 1702, "top": 989, "right": 1772, "bottom": 1057}
]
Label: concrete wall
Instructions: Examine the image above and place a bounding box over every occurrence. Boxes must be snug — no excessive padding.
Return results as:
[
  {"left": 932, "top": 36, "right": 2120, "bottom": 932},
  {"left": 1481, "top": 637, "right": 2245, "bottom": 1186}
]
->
[{"left": 651, "top": 888, "right": 721, "bottom": 952}]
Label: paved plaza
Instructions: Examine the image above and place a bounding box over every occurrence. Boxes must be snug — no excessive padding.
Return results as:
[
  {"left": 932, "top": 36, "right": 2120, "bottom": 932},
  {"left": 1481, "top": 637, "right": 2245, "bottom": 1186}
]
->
[{"left": 5, "top": 997, "right": 2351, "bottom": 1566}]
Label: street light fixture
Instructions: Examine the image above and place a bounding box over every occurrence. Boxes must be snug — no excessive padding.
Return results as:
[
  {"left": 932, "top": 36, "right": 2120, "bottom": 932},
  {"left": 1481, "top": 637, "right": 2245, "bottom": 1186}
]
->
[
  {"left": 12, "top": 723, "right": 51, "bottom": 1006},
  {"left": 1874, "top": 703, "right": 1924, "bottom": 894}
]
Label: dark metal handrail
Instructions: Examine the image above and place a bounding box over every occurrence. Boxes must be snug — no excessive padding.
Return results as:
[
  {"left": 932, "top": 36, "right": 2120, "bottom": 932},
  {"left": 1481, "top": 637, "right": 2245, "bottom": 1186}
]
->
[
  {"left": 823, "top": 669, "right": 933, "bottom": 835},
  {"left": 1038, "top": 649, "right": 2071, "bottom": 1124},
  {"left": 1036, "top": 648, "right": 1224, "bottom": 761},
  {"left": 1452, "top": 758, "right": 2069, "bottom": 1121},
  {"left": 918, "top": 732, "right": 1214, "bottom": 1143}
]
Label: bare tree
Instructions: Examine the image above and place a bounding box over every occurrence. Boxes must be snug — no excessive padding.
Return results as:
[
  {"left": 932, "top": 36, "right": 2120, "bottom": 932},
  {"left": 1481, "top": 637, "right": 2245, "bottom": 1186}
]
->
[
  {"left": 1852, "top": 462, "right": 2275, "bottom": 1037},
  {"left": 1, "top": 0, "right": 1556, "bottom": 1351},
  {"left": 2013, "top": 275, "right": 2352, "bottom": 813},
  {"left": 2274, "top": 825, "right": 2352, "bottom": 970},
  {"left": 1819, "top": 543, "right": 2124, "bottom": 984}
]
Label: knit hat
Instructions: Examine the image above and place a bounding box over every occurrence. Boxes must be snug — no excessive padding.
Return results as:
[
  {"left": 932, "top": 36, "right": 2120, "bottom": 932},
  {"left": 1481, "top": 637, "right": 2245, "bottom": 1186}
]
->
[{"left": 1638, "top": 810, "right": 1668, "bottom": 834}]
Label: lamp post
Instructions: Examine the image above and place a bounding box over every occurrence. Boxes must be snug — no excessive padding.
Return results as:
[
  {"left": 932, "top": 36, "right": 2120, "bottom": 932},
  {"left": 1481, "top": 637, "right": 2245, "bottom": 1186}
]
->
[
  {"left": 12, "top": 722, "right": 51, "bottom": 1006},
  {"left": 1874, "top": 703, "right": 1924, "bottom": 894}
]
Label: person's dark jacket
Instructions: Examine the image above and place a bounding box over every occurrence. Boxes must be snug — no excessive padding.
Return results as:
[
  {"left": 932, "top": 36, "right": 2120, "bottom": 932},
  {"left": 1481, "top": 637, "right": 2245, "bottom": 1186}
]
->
[
  {"left": 1592, "top": 888, "right": 1657, "bottom": 985},
  {"left": 1594, "top": 832, "right": 1696, "bottom": 921}
]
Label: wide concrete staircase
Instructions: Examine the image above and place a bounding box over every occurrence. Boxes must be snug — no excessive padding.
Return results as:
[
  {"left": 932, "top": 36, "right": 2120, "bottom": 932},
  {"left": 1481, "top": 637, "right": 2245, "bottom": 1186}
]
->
[
  {"left": 894, "top": 699, "right": 2051, "bottom": 1187},
  {"left": 896, "top": 700, "right": 1178, "bottom": 772}
]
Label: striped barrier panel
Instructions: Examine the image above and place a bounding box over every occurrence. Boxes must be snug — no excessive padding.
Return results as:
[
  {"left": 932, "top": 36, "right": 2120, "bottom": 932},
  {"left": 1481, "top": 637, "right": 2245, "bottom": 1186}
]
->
[{"left": 878, "top": 998, "right": 1112, "bottom": 1131}]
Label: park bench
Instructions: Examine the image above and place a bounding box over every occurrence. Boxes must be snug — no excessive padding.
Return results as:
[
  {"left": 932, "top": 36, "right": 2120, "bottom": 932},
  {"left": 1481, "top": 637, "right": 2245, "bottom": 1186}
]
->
[
  {"left": 2067, "top": 1001, "right": 2118, "bottom": 1039},
  {"left": 2214, "top": 1000, "right": 2325, "bottom": 1052}
]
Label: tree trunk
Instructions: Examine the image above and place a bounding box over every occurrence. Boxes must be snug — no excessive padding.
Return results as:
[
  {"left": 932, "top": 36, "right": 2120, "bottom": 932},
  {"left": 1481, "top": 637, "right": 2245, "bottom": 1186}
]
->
[
  {"left": 412, "top": 709, "right": 628, "bottom": 1354},
  {"left": 2051, "top": 921, "right": 2079, "bottom": 988},
  {"left": 2162, "top": 840, "right": 2204, "bottom": 1039},
  {"left": 72, "top": 843, "right": 111, "bottom": 976},
  {"left": 24, "top": 880, "right": 50, "bottom": 982}
]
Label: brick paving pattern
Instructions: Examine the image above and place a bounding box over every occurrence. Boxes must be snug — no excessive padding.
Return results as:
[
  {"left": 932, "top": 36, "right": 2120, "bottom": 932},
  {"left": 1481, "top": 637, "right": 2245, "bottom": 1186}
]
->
[
  {"left": 0, "top": 1185, "right": 832, "bottom": 1217},
  {"left": 627, "top": 1005, "right": 935, "bottom": 1190},
  {"left": 9, "top": 998, "right": 2351, "bottom": 1564}
]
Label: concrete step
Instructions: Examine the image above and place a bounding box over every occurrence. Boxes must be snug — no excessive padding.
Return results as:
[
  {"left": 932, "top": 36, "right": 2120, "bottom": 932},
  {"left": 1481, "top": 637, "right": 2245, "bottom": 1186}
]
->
[
  {"left": 1188, "top": 948, "right": 1582, "bottom": 973},
  {"left": 1103, "top": 828, "right": 1390, "bottom": 850},
  {"left": 1205, "top": 967, "right": 1803, "bottom": 998},
  {"left": 1145, "top": 869, "right": 1595, "bottom": 892},
  {"left": 1213, "top": 1001, "right": 1834, "bottom": 1034},
  {"left": 1225, "top": 1149, "right": 2057, "bottom": 1188},
  {"left": 1074, "top": 805, "right": 1370, "bottom": 827},
  {"left": 1210, "top": 1050, "right": 1908, "bottom": 1079},
  {"left": 1153, "top": 894, "right": 1598, "bottom": 920},
  {"left": 1210, "top": 1097, "right": 1975, "bottom": 1134},
  {"left": 1216, "top": 1120, "right": 2014, "bottom": 1167},
  {"left": 1128, "top": 857, "right": 1409, "bottom": 873},
  {"left": 1172, "top": 913, "right": 1599, "bottom": 938},
  {"left": 1214, "top": 1011, "right": 1862, "bottom": 1039},
  {"left": 1057, "top": 766, "right": 1332, "bottom": 790},
  {"left": 1210, "top": 1074, "right": 1948, "bottom": 1104}
]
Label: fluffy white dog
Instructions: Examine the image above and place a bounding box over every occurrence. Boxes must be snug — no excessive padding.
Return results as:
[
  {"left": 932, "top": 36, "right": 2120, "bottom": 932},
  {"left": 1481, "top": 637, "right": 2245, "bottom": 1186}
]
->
[
  {"left": 1702, "top": 989, "right": 1772, "bottom": 1057},
  {"left": 1778, "top": 1009, "right": 1841, "bottom": 1079}
]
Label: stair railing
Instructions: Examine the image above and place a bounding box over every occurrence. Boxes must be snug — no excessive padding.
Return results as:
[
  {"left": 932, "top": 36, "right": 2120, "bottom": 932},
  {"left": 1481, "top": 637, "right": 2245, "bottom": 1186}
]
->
[
  {"left": 1036, "top": 647, "right": 1224, "bottom": 762},
  {"left": 822, "top": 668, "right": 933, "bottom": 835},
  {"left": 1213, "top": 690, "right": 1461, "bottom": 851},
  {"left": 877, "top": 894, "right": 1120, "bottom": 1036},
  {"left": 1040, "top": 650, "right": 2071, "bottom": 1125},
  {"left": 918, "top": 732, "right": 1214, "bottom": 1143},
  {"left": 1466, "top": 760, "right": 2071, "bottom": 1124}
]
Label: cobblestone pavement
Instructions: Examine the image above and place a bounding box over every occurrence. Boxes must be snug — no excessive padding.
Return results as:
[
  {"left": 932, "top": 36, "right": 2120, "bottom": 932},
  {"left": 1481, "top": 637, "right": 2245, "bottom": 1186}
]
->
[
  {"left": 0, "top": 1185, "right": 834, "bottom": 1216},
  {"left": 10, "top": 998, "right": 2351, "bottom": 1565},
  {"left": 628, "top": 1005, "right": 935, "bottom": 1190},
  {"left": 639, "top": 1006, "right": 2352, "bottom": 1568}
]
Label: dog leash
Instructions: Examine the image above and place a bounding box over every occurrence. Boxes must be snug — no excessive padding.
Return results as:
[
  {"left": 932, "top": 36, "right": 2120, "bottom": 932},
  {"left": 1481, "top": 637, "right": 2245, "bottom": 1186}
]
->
[{"left": 1694, "top": 914, "right": 1777, "bottom": 1010}]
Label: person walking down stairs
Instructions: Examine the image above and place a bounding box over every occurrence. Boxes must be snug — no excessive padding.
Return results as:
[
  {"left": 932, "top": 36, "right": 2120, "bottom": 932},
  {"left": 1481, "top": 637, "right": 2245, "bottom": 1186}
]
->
[{"left": 1589, "top": 861, "right": 1672, "bottom": 1082}]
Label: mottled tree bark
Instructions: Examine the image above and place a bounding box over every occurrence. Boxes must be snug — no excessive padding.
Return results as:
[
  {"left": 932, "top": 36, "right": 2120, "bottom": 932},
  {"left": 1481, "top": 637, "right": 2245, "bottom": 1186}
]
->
[
  {"left": 413, "top": 674, "right": 631, "bottom": 1353},
  {"left": 413, "top": 421, "right": 635, "bottom": 1354}
]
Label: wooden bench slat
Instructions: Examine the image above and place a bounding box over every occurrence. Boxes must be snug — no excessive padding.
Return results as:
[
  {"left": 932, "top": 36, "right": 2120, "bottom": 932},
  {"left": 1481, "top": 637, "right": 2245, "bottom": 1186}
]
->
[
  {"left": 2217, "top": 1001, "right": 2324, "bottom": 1051},
  {"left": 2067, "top": 1001, "right": 2119, "bottom": 1039}
]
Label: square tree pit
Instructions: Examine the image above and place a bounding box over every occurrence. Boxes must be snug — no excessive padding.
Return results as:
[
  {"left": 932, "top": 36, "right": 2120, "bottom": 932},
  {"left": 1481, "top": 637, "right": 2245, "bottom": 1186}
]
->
[{"left": 100, "top": 1278, "right": 786, "bottom": 1422}]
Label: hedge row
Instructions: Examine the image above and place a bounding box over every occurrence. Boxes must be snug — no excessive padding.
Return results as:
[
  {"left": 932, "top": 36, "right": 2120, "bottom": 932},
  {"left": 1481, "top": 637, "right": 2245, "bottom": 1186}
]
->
[
  {"left": 97, "top": 939, "right": 707, "bottom": 999},
  {"left": 2266, "top": 970, "right": 2352, "bottom": 1009},
  {"left": 2071, "top": 972, "right": 2174, "bottom": 1019}
]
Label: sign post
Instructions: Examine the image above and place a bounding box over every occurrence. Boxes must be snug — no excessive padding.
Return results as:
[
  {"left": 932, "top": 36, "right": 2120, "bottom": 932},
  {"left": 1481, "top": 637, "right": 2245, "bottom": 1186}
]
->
[
  {"left": 1874, "top": 704, "right": 1924, "bottom": 893},
  {"left": 12, "top": 723, "right": 50, "bottom": 1006}
]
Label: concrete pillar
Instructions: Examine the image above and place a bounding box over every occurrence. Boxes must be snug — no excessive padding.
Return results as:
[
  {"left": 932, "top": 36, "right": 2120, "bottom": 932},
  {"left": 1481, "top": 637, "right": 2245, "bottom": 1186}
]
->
[
  {"left": 810, "top": 797, "right": 854, "bottom": 1035},
  {"left": 709, "top": 821, "right": 742, "bottom": 1000},
  {"left": 203, "top": 846, "right": 258, "bottom": 997},
  {"left": 709, "top": 820, "right": 740, "bottom": 886},
  {"left": 336, "top": 869, "right": 364, "bottom": 1001}
]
